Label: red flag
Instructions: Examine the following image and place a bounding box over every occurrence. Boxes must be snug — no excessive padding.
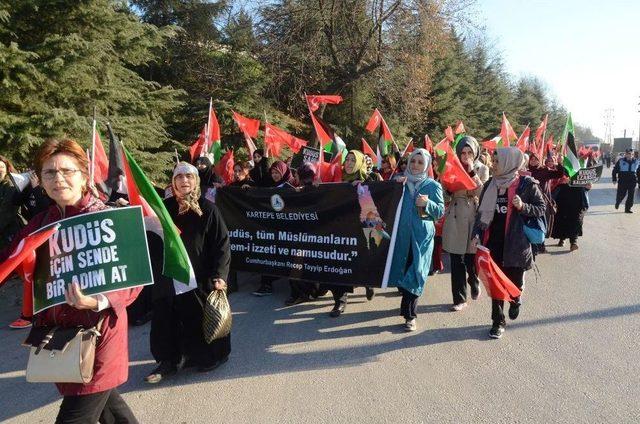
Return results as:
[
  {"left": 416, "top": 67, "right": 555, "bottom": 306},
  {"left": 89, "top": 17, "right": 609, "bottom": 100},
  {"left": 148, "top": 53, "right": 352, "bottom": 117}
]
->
[
  {"left": 401, "top": 139, "right": 414, "bottom": 157},
  {"left": 438, "top": 141, "right": 478, "bottom": 192},
  {"left": 500, "top": 113, "right": 518, "bottom": 147},
  {"left": 306, "top": 97, "right": 333, "bottom": 148},
  {"left": 0, "top": 225, "right": 60, "bottom": 288},
  {"left": 17, "top": 252, "right": 35, "bottom": 318},
  {"left": 318, "top": 151, "right": 343, "bottom": 182},
  {"left": 207, "top": 104, "right": 221, "bottom": 145},
  {"left": 454, "top": 121, "right": 466, "bottom": 135},
  {"left": 232, "top": 111, "right": 260, "bottom": 138},
  {"left": 516, "top": 126, "right": 531, "bottom": 152},
  {"left": 545, "top": 136, "right": 555, "bottom": 157},
  {"left": 92, "top": 130, "right": 109, "bottom": 187},
  {"left": 475, "top": 245, "right": 522, "bottom": 301},
  {"left": 306, "top": 95, "right": 343, "bottom": 112},
  {"left": 534, "top": 114, "right": 548, "bottom": 154},
  {"left": 264, "top": 123, "right": 308, "bottom": 155},
  {"left": 482, "top": 137, "right": 499, "bottom": 153},
  {"left": 189, "top": 127, "right": 207, "bottom": 163},
  {"left": 215, "top": 150, "right": 235, "bottom": 185},
  {"left": 444, "top": 126, "right": 455, "bottom": 143},
  {"left": 120, "top": 148, "right": 156, "bottom": 219},
  {"left": 424, "top": 134, "right": 434, "bottom": 154},
  {"left": 365, "top": 109, "right": 393, "bottom": 141},
  {"left": 361, "top": 138, "right": 376, "bottom": 161}
]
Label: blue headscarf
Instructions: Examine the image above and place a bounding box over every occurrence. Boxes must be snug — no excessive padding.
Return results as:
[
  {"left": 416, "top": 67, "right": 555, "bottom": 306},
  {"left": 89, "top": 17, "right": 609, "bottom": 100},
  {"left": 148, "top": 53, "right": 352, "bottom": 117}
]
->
[{"left": 406, "top": 148, "right": 432, "bottom": 195}]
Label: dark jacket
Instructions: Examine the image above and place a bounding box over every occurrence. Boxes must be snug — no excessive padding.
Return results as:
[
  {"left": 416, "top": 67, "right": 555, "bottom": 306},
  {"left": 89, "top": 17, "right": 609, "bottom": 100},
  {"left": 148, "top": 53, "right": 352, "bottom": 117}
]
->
[
  {"left": 612, "top": 157, "right": 640, "bottom": 184},
  {"left": 163, "top": 196, "right": 230, "bottom": 297},
  {"left": 474, "top": 176, "right": 546, "bottom": 270}
]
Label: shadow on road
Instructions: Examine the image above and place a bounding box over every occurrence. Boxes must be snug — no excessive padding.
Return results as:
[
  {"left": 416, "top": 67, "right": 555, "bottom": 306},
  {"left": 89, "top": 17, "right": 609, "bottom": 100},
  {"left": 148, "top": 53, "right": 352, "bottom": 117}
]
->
[{"left": 1, "top": 299, "right": 640, "bottom": 421}]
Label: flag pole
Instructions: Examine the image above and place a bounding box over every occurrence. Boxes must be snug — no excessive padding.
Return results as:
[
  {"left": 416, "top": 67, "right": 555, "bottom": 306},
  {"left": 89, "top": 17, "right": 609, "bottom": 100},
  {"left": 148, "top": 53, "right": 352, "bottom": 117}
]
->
[
  {"left": 90, "top": 106, "right": 97, "bottom": 189},
  {"left": 206, "top": 98, "right": 213, "bottom": 152},
  {"left": 263, "top": 110, "right": 269, "bottom": 157}
]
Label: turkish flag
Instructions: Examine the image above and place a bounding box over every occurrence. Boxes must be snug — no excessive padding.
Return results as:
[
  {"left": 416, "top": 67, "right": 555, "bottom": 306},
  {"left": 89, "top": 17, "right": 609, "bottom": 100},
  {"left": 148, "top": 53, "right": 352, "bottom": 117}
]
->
[
  {"left": 232, "top": 111, "right": 260, "bottom": 138},
  {"left": 0, "top": 225, "right": 60, "bottom": 288},
  {"left": 306, "top": 95, "right": 343, "bottom": 112},
  {"left": 454, "top": 121, "right": 466, "bottom": 135},
  {"left": 475, "top": 245, "right": 522, "bottom": 301},
  {"left": 438, "top": 141, "right": 478, "bottom": 192},
  {"left": 500, "top": 113, "right": 518, "bottom": 147},
  {"left": 215, "top": 150, "right": 235, "bottom": 185},
  {"left": 516, "top": 126, "right": 531, "bottom": 152},
  {"left": 318, "top": 151, "right": 343, "bottom": 182},
  {"left": 264, "top": 123, "right": 307, "bottom": 155}
]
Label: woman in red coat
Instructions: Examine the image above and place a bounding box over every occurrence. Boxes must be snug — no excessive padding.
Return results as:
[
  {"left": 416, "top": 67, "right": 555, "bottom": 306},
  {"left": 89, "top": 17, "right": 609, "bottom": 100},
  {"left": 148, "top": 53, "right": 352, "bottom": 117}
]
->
[{"left": 0, "top": 139, "right": 140, "bottom": 423}]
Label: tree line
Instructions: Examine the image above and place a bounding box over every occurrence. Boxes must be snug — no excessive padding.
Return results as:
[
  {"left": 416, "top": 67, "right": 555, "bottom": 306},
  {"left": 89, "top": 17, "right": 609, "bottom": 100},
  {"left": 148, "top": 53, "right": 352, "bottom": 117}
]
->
[{"left": 0, "top": 0, "right": 599, "bottom": 182}]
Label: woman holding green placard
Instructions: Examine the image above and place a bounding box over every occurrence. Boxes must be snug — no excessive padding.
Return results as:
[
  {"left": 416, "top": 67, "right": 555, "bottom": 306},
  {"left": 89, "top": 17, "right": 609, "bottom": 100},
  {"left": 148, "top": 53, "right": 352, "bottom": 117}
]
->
[{"left": 0, "top": 138, "right": 141, "bottom": 423}]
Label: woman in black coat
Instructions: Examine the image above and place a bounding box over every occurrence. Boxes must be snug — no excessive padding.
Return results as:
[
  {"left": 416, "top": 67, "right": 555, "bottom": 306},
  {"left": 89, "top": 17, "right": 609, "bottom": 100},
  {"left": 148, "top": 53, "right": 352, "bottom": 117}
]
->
[
  {"left": 146, "top": 162, "right": 231, "bottom": 383},
  {"left": 551, "top": 174, "right": 590, "bottom": 251}
]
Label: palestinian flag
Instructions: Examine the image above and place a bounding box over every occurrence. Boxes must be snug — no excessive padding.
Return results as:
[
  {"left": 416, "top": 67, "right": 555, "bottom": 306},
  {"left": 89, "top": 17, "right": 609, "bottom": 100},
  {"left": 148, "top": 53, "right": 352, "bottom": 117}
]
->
[
  {"left": 121, "top": 145, "right": 196, "bottom": 293},
  {"left": 206, "top": 99, "right": 222, "bottom": 163},
  {"left": 559, "top": 113, "right": 581, "bottom": 178},
  {"left": 365, "top": 109, "right": 393, "bottom": 156},
  {"left": 305, "top": 94, "right": 344, "bottom": 157}
]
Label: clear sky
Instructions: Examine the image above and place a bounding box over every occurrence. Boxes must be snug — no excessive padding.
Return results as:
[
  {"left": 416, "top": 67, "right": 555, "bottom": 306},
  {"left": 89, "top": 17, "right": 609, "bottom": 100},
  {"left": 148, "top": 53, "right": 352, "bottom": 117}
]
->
[{"left": 474, "top": 0, "right": 640, "bottom": 142}]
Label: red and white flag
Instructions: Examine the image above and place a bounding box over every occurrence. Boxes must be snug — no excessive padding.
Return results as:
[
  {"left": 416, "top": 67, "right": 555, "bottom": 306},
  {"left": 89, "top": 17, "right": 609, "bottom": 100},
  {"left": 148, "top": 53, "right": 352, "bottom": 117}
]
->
[{"left": 475, "top": 245, "right": 522, "bottom": 301}]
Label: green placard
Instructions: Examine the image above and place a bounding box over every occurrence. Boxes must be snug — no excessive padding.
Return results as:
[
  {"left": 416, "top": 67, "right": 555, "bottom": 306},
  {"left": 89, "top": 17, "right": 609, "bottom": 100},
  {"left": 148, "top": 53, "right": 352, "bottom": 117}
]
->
[{"left": 33, "top": 206, "right": 153, "bottom": 314}]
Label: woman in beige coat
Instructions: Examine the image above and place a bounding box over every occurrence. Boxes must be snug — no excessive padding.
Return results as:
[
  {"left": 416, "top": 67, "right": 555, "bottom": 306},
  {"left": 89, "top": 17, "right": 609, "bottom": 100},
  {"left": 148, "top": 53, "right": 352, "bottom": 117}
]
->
[{"left": 442, "top": 136, "right": 489, "bottom": 311}]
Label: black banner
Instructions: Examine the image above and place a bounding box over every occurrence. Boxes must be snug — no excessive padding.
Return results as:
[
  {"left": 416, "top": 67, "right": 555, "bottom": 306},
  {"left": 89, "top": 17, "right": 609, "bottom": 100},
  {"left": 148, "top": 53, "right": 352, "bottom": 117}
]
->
[
  {"left": 570, "top": 164, "right": 603, "bottom": 187},
  {"left": 216, "top": 182, "right": 404, "bottom": 287}
]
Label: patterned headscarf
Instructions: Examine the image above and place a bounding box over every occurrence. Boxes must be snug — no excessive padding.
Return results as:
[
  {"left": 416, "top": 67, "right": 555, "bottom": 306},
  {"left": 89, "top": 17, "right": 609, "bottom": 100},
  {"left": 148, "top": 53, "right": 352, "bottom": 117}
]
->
[{"left": 172, "top": 162, "right": 203, "bottom": 216}]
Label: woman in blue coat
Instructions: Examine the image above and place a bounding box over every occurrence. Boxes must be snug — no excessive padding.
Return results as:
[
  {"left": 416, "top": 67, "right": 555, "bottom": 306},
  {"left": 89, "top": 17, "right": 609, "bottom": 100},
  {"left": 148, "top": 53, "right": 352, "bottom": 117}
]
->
[{"left": 389, "top": 149, "right": 445, "bottom": 331}]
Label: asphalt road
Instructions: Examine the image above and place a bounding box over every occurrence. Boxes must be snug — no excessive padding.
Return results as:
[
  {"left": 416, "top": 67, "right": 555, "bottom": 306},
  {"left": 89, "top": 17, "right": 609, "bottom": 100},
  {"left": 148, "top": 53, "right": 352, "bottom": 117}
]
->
[{"left": 1, "top": 167, "right": 638, "bottom": 423}]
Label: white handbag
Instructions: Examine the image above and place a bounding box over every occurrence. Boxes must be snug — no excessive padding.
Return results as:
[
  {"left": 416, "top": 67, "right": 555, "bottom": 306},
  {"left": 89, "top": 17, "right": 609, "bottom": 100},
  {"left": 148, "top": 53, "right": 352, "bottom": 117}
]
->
[{"left": 23, "top": 317, "right": 104, "bottom": 383}]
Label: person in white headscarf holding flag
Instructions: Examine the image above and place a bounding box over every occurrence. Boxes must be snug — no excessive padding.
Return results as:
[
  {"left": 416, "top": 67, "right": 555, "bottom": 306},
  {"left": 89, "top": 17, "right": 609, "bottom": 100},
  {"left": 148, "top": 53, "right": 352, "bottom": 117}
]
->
[
  {"left": 389, "top": 148, "right": 445, "bottom": 332},
  {"left": 473, "top": 147, "right": 545, "bottom": 339}
]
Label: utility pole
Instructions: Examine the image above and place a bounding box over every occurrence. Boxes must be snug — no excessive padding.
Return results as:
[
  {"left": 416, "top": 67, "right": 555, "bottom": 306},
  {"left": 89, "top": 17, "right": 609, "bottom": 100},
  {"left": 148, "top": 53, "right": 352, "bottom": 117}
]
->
[{"left": 603, "top": 108, "right": 614, "bottom": 148}]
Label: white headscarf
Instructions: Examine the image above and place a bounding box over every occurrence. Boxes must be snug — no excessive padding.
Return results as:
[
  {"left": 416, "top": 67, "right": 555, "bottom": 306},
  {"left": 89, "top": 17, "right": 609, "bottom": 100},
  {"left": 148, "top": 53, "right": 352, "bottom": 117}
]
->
[
  {"left": 477, "top": 147, "right": 525, "bottom": 226},
  {"left": 172, "top": 161, "right": 202, "bottom": 216},
  {"left": 406, "top": 148, "right": 432, "bottom": 195}
]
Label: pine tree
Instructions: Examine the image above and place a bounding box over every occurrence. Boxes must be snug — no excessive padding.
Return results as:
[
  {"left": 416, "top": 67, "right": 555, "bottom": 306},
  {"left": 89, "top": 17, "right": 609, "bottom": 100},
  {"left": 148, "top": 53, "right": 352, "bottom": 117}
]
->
[{"left": 0, "top": 0, "right": 183, "bottom": 181}]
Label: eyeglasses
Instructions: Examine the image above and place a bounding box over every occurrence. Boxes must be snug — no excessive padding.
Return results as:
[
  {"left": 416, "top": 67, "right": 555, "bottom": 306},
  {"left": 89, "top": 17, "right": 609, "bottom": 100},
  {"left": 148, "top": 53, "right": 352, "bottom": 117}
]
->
[{"left": 41, "top": 168, "right": 81, "bottom": 180}]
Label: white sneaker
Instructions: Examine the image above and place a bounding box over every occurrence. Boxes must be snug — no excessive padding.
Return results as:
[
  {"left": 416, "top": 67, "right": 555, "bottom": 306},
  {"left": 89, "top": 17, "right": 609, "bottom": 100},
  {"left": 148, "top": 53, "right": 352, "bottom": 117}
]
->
[
  {"left": 404, "top": 319, "right": 417, "bottom": 332},
  {"left": 450, "top": 302, "right": 468, "bottom": 312}
]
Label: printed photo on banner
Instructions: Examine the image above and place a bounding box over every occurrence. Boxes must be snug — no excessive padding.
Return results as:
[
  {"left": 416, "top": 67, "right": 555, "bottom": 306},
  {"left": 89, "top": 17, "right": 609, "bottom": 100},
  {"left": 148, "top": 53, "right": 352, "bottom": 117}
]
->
[{"left": 32, "top": 206, "right": 154, "bottom": 314}]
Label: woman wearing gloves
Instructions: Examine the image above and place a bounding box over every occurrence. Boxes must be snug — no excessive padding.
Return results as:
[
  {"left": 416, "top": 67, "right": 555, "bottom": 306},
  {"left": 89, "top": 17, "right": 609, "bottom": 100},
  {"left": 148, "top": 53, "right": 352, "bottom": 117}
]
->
[
  {"left": 474, "top": 147, "right": 545, "bottom": 339},
  {"left": 389, "top": 149, "right": 445, "bottom": 331}
]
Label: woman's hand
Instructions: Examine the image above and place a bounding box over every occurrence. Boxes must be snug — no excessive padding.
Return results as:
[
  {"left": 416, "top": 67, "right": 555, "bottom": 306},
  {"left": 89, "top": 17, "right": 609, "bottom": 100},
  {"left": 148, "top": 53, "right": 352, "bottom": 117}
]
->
[
  {"left": 395, "top": 176, "right": 407, "bottom": 183},
  {"left": 512, "top": 194, "right": 524, "bottom": 210},
  {"left": 415, "top": 194, "right": 429, "bottom": 207},
  {"left": 65, "top": 282, "right": 98, "bottom": 310},
  {"left": 212, "top": 278, "right": 227, "bottom": 291}
]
